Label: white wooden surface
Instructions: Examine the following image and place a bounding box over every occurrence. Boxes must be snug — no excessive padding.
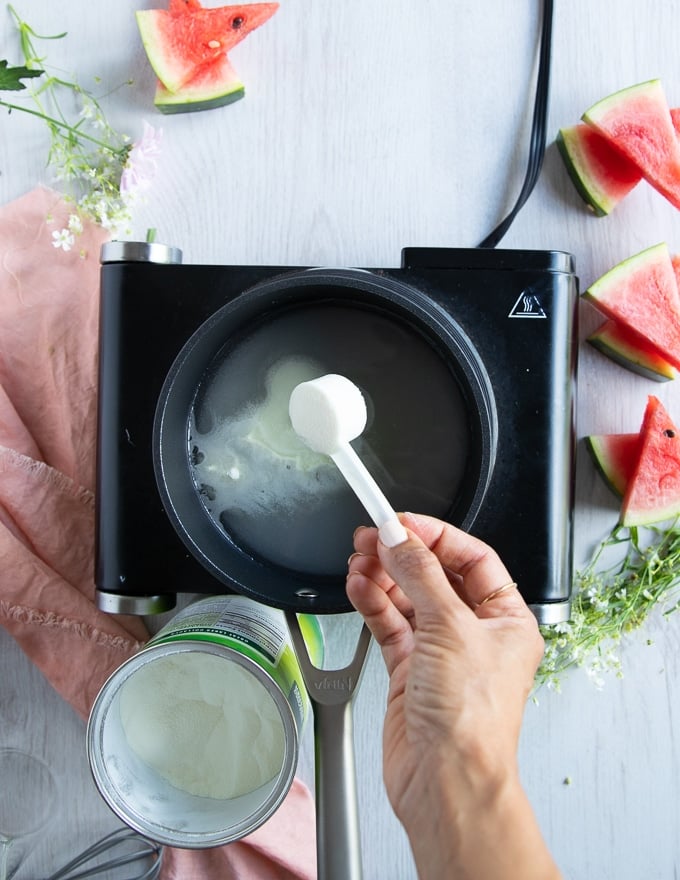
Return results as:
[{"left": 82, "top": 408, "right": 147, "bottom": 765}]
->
[{"left": 2, "top": 1, "right": 680, "bottom": 877}]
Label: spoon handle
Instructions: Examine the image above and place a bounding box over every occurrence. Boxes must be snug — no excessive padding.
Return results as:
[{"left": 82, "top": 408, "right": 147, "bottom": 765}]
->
[{"left": 330, "top": 443, "right": 407, "bottom": 546}]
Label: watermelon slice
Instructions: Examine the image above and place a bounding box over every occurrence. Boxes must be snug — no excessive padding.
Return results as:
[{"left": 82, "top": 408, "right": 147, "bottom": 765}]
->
[
  {"left": 557, "top": 124, "right": 642, "bottom": 216},
  {"left": 582, "top": 79, "right": 680, "bottom": 211},
  {"left": 584, "top": 242, "right": 680, "bottom": 371},
  {"left": 154, "top": 53, "right": 244, "bottom": 114},
  {"left": 557, "top": 109, "right": 680, "bottom": 216},
  {"left": 136, "top": 1, "right": 278, "bottom": 95},
  {"left": 585, "top": 433, "right": 641, "bottom": 497},
  {"left": 621, "top": 396, "right": 680, "bottom": 526},
  {"left": 587, "top": 319, "right": 677, "bottom": 382}
]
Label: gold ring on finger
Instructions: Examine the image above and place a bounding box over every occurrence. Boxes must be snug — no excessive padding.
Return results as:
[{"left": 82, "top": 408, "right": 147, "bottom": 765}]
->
[{"left": 478, "top": 581, "right": 518, "bottom": 605}]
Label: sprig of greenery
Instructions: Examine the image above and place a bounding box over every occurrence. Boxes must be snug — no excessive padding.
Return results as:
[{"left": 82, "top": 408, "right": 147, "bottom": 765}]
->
[
  {"left": 0, "top": 58, "right": 42, "bottom": 90},
  {"left": 1, "top": 5, "right": 140, "bottom": 243},
  {"left": 535, "top": 519, "right": 680, "bottom": 693}
]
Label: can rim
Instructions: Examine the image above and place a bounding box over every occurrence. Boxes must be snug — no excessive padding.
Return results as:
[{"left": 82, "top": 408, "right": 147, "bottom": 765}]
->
[{"left": 87, "top": 640, "right": 300, "bottom": 847}]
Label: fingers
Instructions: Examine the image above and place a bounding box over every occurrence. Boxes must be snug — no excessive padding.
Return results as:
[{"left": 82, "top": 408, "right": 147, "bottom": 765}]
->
[
  {"left": 396, "top": 513, "right": 514, "bottom": 606},
  {"left": 347, "top": 515, "right": 542, "bottom": 699},
  {"left": 346, "top": 555, "right": 415, "bottom": 675},
  {"left": 348, "top": 550, "right": 414, "bottom": 617},
  {"left": 375, "top": 529, "right": 473, "bottom": 625},
  {"left": 354, "top": 514, "right": 532, "bottom": 618}
]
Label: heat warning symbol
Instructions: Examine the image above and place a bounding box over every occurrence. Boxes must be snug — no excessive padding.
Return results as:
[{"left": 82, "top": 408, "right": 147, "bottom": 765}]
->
[{"left": 508, "top": 291, "right": 547, "bottom": 319}]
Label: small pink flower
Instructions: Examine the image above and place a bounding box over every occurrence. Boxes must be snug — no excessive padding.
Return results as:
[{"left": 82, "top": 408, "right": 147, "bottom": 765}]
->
[{"left": 120, "top": 121, "right": 162, "bottom": 200}]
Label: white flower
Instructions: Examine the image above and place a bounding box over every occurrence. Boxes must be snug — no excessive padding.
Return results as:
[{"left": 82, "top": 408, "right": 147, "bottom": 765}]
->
[
  {"left": 98, "top": 212, "right": 115, "bottom": 230},
  {"left": 67, "top": 214, "right": 83, "bottom": 234},
  {"left": 571, "top": 610, "right": 586, "bottom": 628},
  {"left": 604, "top": 649, "right": 621, "bottom": 669},
  {"left": 569, "top": 644, "right": 583, "bottom": 662},
  {"left": 52, "top": 228, "right": 75, "bottom": 251},
  {"left": 585, "top": 665, "right": 605, "bottom": 689},
  {"left": 79, "top": 100, "right": 95, "bottom": 120}
]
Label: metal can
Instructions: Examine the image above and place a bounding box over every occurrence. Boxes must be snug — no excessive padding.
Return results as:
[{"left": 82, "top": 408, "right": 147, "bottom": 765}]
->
[{"left": 87, "top": 596, "right": 323, "bottom": 847}]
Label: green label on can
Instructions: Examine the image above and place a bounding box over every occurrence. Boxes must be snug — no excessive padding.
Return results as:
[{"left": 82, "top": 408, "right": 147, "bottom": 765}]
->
[{"left": 149, "top": 596, "right": 323, "bottom": 729}]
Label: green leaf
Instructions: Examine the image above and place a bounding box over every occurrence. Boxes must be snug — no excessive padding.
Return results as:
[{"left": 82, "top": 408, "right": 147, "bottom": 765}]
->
[{"left": 0, "top": 59, "right": 43, "bottom": 91}]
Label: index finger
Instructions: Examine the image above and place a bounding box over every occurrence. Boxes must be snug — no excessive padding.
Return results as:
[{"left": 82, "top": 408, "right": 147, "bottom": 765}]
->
[{"left": 381, "top": 513, "right": 529, "bottom": 615}]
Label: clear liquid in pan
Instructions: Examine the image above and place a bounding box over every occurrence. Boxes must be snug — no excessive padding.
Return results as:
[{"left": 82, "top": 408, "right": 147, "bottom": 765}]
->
[{"left": 190, "top": 303, "right": 471, "bottom": 576}]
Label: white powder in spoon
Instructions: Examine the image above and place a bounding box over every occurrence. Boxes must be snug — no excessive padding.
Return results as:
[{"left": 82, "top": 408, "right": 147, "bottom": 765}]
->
[
  {"left": 119, "top": 652, "right": 285, "bottom": 800},
  {"left": 288, "top": 373, "right": 367, "bottom": 454}
]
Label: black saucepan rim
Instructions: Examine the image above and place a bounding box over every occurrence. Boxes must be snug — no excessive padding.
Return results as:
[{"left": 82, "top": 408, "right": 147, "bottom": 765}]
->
[{"left": 153, "top": 268, "right": 498, "bottom": 613}]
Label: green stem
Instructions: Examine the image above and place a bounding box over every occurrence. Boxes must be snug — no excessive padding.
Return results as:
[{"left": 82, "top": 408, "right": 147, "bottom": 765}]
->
[
  {"left": 0, "top": 98, "right": 122, "bottom": 154},
  {"left": 7, "top": 4, "right": 67, "bottom": 62}
]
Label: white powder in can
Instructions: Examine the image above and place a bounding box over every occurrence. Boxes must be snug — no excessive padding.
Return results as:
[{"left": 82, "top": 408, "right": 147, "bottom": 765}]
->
[{"left": 119, "top": 652, "right": 286, "bottom": 800}]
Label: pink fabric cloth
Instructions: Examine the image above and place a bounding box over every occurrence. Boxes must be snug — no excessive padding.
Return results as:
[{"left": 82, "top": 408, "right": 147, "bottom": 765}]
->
[{"left": 0, "top": 187, "right": 316, "bottom": 879}]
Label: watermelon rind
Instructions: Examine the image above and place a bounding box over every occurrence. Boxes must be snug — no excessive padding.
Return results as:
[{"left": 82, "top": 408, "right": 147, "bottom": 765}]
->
[
  {"left": 582, "top": 79, "right": 680, "bottom": 211},
  {"left": 621, "top": 396, "right": 680, "bottom": 527},
  {"left": 556, "top": 124, "right": 641, "bottom": 216},
  {"left": 154, "top": 54, "right": 245, "bottom": 114},
  {"left": 155, "top": 80, "right": 244, "bottom": 114},
  {"left": 585, "top": 433, "right": 640, "bottom": 498},
  {"left": 587, "top": 319, "right": 676, "bottom": 382},
  {"left": 583, "top": 242, "right": 680, "bottom": 371}
]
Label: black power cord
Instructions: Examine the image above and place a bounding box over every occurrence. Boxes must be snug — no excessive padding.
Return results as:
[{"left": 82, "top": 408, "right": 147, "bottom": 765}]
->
[{"left": 477, "top": 0, "right": 554, "bottom": 248}]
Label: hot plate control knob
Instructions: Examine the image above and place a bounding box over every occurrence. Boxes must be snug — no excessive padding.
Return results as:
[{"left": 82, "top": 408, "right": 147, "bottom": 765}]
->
[{"left": 100, "top": 240, "right": 183, "bottom": 265}]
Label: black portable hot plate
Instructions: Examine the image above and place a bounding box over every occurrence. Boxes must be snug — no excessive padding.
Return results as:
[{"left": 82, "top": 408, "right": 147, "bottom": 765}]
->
[{"left": 95, "top": 241, "right": 577, "bottom": 625}]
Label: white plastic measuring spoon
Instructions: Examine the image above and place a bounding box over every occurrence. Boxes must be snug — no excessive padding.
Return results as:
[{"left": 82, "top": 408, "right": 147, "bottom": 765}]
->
[{"left": 288, "top": 374, "right": 408, "bottom": 547}]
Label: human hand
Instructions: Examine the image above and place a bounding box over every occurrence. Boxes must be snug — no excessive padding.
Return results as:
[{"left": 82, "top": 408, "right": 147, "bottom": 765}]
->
[{"left": 346, "top": 512, "right": 559, "bottom": 880}]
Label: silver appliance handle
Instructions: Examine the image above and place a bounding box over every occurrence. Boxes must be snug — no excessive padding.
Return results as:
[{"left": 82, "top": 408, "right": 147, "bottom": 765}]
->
[{"left": 286, "top": 612, "right": 372, "bottom": 880}]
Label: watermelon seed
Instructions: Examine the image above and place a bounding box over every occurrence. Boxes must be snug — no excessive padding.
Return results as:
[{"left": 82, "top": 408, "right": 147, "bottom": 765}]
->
[
  {"left": 231, "top": 16, "right": 244, "bottom": 29},
  {"left": 207, "top": 40, "right": 221, "bottom": 49},
  {"left": 664, "top": 429, "right": 676, "bottom": 438}
]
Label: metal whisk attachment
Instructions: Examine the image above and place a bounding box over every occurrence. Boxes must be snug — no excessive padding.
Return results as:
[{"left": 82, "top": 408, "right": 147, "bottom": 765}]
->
[{"left": 43, "top": 828, "right": 162, "bottom": 880}]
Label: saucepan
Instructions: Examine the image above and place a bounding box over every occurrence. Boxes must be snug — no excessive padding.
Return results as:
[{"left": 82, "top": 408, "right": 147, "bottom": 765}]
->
[{"left": 153, "top": 267, "right": 497, "bottom": 879}]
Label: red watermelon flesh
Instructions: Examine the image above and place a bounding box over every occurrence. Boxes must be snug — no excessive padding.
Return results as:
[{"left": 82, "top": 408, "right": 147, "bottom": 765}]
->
[
  {"left": 136, "top": 1, "right": 279, "bottom": 94},
  {"left": 672, "top": 252, "right": 680, "bottom": 280},
  {"left": 582, "top": 79, "right": 680, "bottom": 211},
  {"left": 586, "top": 433, "right": 641, "bottom": 497},
  {"left": 154, "top": 52, "right": 244, "bottom": 114},
  {"left": 587, "top": 319, "right": 676, "bottom": 382},
  {"left": 584, "top": 242, "right": 680, "bottom": 371},
  {"left": 621, "top": 396, "right": 680, "bottom": 526},
  {"left": 557, "top": 124, "right": 642, "bottom": 215},
  {"left": 169, "top": 0, "right": 203, "bottom": 9}
]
